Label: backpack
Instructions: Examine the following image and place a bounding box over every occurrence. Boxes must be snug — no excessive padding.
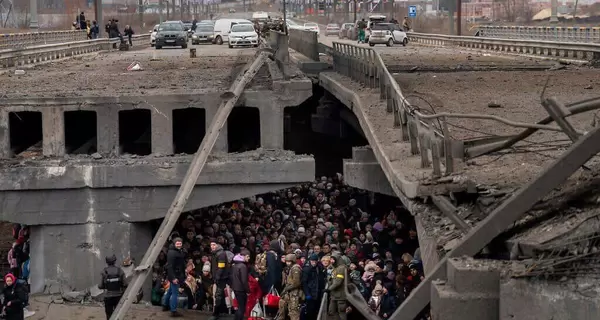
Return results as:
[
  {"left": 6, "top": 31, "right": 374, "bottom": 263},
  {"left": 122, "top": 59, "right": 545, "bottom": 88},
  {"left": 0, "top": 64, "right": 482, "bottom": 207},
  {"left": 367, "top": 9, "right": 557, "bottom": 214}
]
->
[
  {"left": 255, "top": 251, "right": 274, "bottom": 275},
  {"left": 104, "top": 266, "right": 123, "bottom": 292}
]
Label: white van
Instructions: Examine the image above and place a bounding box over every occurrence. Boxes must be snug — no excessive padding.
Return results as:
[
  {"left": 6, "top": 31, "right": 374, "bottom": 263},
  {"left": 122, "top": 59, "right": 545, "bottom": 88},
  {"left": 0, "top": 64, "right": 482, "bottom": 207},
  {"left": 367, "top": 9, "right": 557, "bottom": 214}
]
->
[
  {"left": 213, "top": 18, "right": 254, "bottom": 45},
  {"left": 252, "top": 12, "right": 269, "bottom": 21}
]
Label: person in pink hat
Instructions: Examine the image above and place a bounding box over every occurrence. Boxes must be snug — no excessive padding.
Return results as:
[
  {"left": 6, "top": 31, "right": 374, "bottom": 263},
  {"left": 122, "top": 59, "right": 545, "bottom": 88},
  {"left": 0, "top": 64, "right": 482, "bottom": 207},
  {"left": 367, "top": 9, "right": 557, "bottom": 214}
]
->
[{"left": 2, "top": 273, "right": 26, "bottom": 320}]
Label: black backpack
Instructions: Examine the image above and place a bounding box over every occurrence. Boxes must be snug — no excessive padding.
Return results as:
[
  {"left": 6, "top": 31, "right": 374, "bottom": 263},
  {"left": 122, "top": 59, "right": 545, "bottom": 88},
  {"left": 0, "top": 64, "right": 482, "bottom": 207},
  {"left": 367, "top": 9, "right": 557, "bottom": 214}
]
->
[{"left": 104, "top": 266, "right": 123, "bottom": 292}]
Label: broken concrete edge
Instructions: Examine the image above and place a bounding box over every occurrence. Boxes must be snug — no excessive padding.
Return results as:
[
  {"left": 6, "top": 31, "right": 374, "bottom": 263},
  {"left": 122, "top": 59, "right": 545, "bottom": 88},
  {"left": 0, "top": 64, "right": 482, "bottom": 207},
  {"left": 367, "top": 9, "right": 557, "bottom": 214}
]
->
[
  {"left": 318, "top": 72, "right": 420, "bottom": 203},
  {"left": 288, "top": 49, "right": 331, "bottom": 75},
  {"left": 0, "top": 153, "right": 315, "bottom": 190},
  {"left": 0, "top": 89, "right": 311, "bottom": 107}
]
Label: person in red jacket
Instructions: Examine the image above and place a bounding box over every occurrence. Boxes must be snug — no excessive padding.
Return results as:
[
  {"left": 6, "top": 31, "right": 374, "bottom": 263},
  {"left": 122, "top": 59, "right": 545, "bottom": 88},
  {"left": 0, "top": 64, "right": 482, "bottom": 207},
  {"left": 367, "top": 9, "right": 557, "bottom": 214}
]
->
[{"left": 245, "top": 268, "right": 263, "bottom": 318}]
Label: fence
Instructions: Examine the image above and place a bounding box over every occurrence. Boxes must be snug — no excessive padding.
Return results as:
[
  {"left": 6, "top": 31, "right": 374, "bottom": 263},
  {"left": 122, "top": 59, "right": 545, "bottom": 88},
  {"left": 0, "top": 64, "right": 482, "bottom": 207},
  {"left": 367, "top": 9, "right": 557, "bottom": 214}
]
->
[
  {"left": 477, "top": 25, "right": 600, "bottom": 43},
  {"left": 331, "top": 41, "right": 460, "bottom": 177},
  {"left": 0, "top": 34, "right": 150, "bottom": 68},
  {"left": 288, "top": 28, "right": 319, "bottom": 61},
  {"left": 408, "top": 32, "right": 600, "bottom": 63},
  {"left": 0, "top": 30, "right": 87, "bottom": 50}
]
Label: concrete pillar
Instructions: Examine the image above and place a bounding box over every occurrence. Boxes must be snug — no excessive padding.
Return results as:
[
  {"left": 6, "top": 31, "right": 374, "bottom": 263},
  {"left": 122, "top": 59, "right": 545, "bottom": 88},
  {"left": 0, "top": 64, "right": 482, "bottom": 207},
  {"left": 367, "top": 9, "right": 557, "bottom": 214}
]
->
[
  {"left": 29, "top": 221, "right": 153, "bottom": 294},
  {"left": 0, "top": 111, "right": 10, "bottom": 159},
  {"left": 205, "top": 106, "right": 227, "bottom": 152},
  {"left": 151, "top": 109, "right": 173, "bottom": 155},
  {"left": 97, "top": 107, "right": 119, "bottom": 156},
  {"left": 42, "top": 108, "right": 65, "bottom": 157},
  {"left": 29, "top": 0, "right": 39, "bottom": 29},
  {"left": 550, "top": 0, "right": 558, "bottom": 23},
  {"left": 260, "top": 103, "right": 284, "bottom": 149}
]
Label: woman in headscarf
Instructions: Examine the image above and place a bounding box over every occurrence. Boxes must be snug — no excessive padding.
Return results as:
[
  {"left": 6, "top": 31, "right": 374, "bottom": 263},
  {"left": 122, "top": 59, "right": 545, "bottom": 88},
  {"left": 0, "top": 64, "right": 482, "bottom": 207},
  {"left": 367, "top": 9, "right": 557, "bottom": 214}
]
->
[{"left": 2, "top": 273, "right": 26, "bottom": 320}]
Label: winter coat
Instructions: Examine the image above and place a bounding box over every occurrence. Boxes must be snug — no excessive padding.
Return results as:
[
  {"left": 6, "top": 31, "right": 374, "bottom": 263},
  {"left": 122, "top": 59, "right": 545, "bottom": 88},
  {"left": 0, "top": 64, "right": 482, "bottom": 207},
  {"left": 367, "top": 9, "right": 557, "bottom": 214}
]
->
[
  {"left": 245, "top": 275, "right": 262, "bottom": 317},
  {"left": 301, "top": 263, "right": 323, "bottom": 299},
  {"left": 166, "top": 244, "right": 186, "bottom": 283},
  {"left": 2, "top": 283, "right": 26, "bottom": 320},
  {"left": 231, "top": 255, "right": 250, "bottom": 292},
  {"left": 211, "top": 246, "right": 230, "bottom": 285}
]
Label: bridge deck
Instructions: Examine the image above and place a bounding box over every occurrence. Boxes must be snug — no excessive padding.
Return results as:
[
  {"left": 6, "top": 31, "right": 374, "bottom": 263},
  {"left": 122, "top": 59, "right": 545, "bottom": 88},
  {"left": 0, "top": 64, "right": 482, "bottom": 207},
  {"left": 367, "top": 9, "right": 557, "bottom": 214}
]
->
[
  {"left": 396, "top": 67, "right": 600, "bottom": 188},
  {"left": 1, "top": 45, "right": 260, "bottom": 98}
]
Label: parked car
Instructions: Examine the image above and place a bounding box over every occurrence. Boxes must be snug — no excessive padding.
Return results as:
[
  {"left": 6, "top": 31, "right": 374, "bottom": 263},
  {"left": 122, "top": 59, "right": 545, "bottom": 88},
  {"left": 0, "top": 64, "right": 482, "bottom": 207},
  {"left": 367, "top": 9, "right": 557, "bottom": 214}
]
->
[
  {"left": 191, "top": 24, "right": 215, "bottom": 44},
  {"left": 228, "top": 23, "right": 259, "bottom": 48},
  {"left": 338, "top": 23, "right": 354, "bottom": 38},
  {"left": 155, "top": 21, "right": 188, "bottom": 49},
  {"left": 182, "top": 21, "right": 194, "bottom": 38},
  {"left": 150, "top": 24, "right": 160, "bottom": 46},
  {"left": 368, "top": 23, "right": 408, "bottom": 47},
  {"left": 325, "top": 23, "right": 340, "bottom": 36},
  {"left": 213, "top": 18, "right": 253, "bottom": 45},
  {"left": 304, "top": 22, "right": 320, "bottom": 36}
]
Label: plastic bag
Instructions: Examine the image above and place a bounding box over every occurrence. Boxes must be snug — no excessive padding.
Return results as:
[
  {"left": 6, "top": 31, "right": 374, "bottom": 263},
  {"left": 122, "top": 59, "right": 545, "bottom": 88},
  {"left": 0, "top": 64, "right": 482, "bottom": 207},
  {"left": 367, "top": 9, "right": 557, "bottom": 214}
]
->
[
  {"left": 263, "top": 286, "right": 280, "bottom": 307},
  {"left": 250, "top": 300, "right": 264, "bottom": 319}
]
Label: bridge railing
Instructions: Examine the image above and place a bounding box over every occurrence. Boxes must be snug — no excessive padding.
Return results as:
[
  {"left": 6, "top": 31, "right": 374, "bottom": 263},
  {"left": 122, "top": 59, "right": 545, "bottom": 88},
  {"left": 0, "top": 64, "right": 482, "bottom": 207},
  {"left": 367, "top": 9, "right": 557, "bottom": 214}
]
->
[
  {"left": 0, "top": 34, "right": 150, "bottom": 68},
  {"left": 331, "top": 41, "right": 460, "bottom": 177},
  {"left": 408, "top": 32, "right": 600, "bottom": 63},
  {"left": 0, "top": 30, "right": 87, "bottom": 49},
  {"left": 477, "top": 25, "right": 600, "bottom": 43}
]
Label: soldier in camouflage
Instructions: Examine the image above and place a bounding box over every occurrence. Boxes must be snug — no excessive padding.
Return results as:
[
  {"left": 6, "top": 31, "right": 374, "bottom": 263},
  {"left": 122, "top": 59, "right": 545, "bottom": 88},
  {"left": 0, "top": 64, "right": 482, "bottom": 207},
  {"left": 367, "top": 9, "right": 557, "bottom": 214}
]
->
[
  {"left": 326, "top": 253, "right": 348, "bottom": 320},
  {"left": 279, "top": 253, "right": 303, "bottom": 320}
]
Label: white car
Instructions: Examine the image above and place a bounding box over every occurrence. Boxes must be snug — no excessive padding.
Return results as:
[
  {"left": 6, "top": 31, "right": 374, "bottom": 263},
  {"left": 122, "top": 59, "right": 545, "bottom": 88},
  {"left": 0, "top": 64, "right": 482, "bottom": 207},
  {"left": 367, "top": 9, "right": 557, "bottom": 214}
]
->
[
  {"left": 228, "top": 23, "right": 259, "bottom": 48},
  {"left": 368, "top": 23, "right": 408, "bottom": 47},
  {"left": 150, "top": 24, "right": 159, "bottom": 46},
  {"left": 304, "top": 23, "right": 320, "bottom": 36}
]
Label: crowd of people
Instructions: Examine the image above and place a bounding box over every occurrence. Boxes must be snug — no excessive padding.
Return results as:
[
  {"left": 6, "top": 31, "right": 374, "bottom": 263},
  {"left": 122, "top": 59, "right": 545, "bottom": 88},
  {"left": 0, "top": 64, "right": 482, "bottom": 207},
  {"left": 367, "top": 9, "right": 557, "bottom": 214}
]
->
[
  {"left": 2, "top": 224, "right": 34, "bottom": 320},
  {"left": 151, "top": 174, "right": 427, "bottom": 319}
]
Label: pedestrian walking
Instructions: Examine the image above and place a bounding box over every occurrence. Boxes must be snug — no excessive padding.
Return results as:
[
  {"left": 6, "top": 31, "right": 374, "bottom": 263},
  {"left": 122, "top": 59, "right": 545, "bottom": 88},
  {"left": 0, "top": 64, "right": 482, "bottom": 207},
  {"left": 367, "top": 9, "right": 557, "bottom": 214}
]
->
[{"left": 98, "top": 255, "right": 126, "bottom": 319}]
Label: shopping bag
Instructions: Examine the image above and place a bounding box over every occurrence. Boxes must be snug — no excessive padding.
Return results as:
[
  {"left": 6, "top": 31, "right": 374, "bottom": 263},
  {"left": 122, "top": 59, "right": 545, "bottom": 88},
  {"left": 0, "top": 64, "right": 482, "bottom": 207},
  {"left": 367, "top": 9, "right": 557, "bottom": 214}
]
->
[
  {"left": 225, "top": 285, "right": 232, "bottom": 309},
  {"left": 263, "top": 286, "right": 280, "bottom": 307},
  {"left": 249, "top": 299, "right": 264, "bottom": 320},
  {"left": 231, "top": 290, "right": 238, "bottom": 309}
]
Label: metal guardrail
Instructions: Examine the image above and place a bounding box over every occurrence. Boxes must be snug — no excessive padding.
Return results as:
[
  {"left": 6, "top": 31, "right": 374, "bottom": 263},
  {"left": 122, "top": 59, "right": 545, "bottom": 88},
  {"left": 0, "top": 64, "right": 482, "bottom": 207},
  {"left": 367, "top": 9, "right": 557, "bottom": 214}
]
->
[
  {"left": 408, "top": 32, "right": 600, "bottom": 63},
  {"left": 331, "top": 41, "right": 460, "bottom": 177},
  {"left": 477, "top": 25, "right": 600, "bottom": 43},
  {"left": 0, "top": 34, "right": 150, "bottom": 68},
  {"left": 0, "top": 30, "right": 87, "bottom": 49}
]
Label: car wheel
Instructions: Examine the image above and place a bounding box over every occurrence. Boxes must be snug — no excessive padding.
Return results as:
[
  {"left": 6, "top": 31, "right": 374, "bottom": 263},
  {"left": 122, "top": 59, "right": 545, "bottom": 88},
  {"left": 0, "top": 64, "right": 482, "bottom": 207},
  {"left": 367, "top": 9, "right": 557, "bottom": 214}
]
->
[
  {"left": 182, "top": 43, "right": 188, "bottom": 49},
  {"left": 156, "top": 46, "right": 162, "bottom": 49},
  {"left": 151, "top": 44, "right": 154, "bottom": 47},
  {"left": 402, "top": 38, "right": 408, "bottom": 46},
  {"left": 216, "top": 36, "right": 223, "bottom": 45},
  {"left": 228, "top": 44, "right": 233, "bottom": 48},
  {"left": 387, "top": 38, "right": 393, "bottom": 47},
  {"left": 369, "top": 43, "right": 375, "bottom": 47}
]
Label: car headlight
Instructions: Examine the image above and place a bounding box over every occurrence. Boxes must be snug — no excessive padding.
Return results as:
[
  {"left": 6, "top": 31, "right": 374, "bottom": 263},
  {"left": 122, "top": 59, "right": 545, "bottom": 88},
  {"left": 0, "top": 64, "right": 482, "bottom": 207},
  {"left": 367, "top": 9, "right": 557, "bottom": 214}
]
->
[{"left": 192, "top": 35, "right": 198, "bottom": 39}]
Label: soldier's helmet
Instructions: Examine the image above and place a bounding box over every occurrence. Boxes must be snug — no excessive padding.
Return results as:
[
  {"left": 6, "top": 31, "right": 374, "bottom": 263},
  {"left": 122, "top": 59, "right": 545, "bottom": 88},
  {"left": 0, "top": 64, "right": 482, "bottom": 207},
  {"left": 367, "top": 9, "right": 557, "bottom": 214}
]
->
[{"left": 285, "top": 253, "right": 296, "bottom": 262}]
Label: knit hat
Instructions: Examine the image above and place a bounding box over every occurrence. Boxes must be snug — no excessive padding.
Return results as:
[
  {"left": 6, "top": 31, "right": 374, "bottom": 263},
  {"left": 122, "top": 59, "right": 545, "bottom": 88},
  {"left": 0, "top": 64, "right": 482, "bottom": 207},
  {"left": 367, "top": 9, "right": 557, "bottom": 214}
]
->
[
  {"left": 202, "top": 263, "right": 211, "bottom": 273},
  {"left": 309, "top": 254, "right": 319, "bottom": 261},
  {"left": 4, "top": 273, "right": 16, "bottom": 284}
]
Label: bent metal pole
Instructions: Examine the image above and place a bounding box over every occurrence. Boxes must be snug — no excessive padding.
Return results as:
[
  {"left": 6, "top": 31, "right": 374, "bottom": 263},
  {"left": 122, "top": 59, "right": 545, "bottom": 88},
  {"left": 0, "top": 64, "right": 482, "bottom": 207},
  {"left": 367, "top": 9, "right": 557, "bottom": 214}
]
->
[{"left": 109, "top": 52, "right": 268, "bottom": 320}]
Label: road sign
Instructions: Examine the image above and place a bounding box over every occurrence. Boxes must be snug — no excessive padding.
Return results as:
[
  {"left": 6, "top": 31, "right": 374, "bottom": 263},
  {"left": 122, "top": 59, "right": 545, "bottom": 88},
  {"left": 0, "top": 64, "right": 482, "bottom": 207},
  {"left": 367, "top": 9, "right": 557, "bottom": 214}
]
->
[{"left": 408, "top": 5, "right": 417, "bottom": 17}]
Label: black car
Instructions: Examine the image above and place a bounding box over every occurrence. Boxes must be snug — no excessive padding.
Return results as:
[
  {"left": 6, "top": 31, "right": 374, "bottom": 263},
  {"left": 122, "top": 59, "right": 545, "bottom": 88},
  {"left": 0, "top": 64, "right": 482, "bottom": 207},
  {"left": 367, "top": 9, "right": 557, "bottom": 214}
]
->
[{"left": 155, "top": 22, "right": 188, "bottom": 49}]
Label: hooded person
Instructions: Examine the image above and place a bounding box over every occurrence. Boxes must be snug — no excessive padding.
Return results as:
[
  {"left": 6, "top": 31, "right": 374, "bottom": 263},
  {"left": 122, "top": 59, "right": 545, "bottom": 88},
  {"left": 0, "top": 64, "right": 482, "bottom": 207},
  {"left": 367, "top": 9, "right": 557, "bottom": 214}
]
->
[
  {"left": 2, "top": 273, "right": 26, "bottom": 320},
  {"left": 326, "top": 252, "right": 348, "bottom": 320},
  {"left": 279, "top": 254, "right": 303, "bottom": 320},
  {"left": 231, "top": 250, "right": 250, "bottom": 320}
]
